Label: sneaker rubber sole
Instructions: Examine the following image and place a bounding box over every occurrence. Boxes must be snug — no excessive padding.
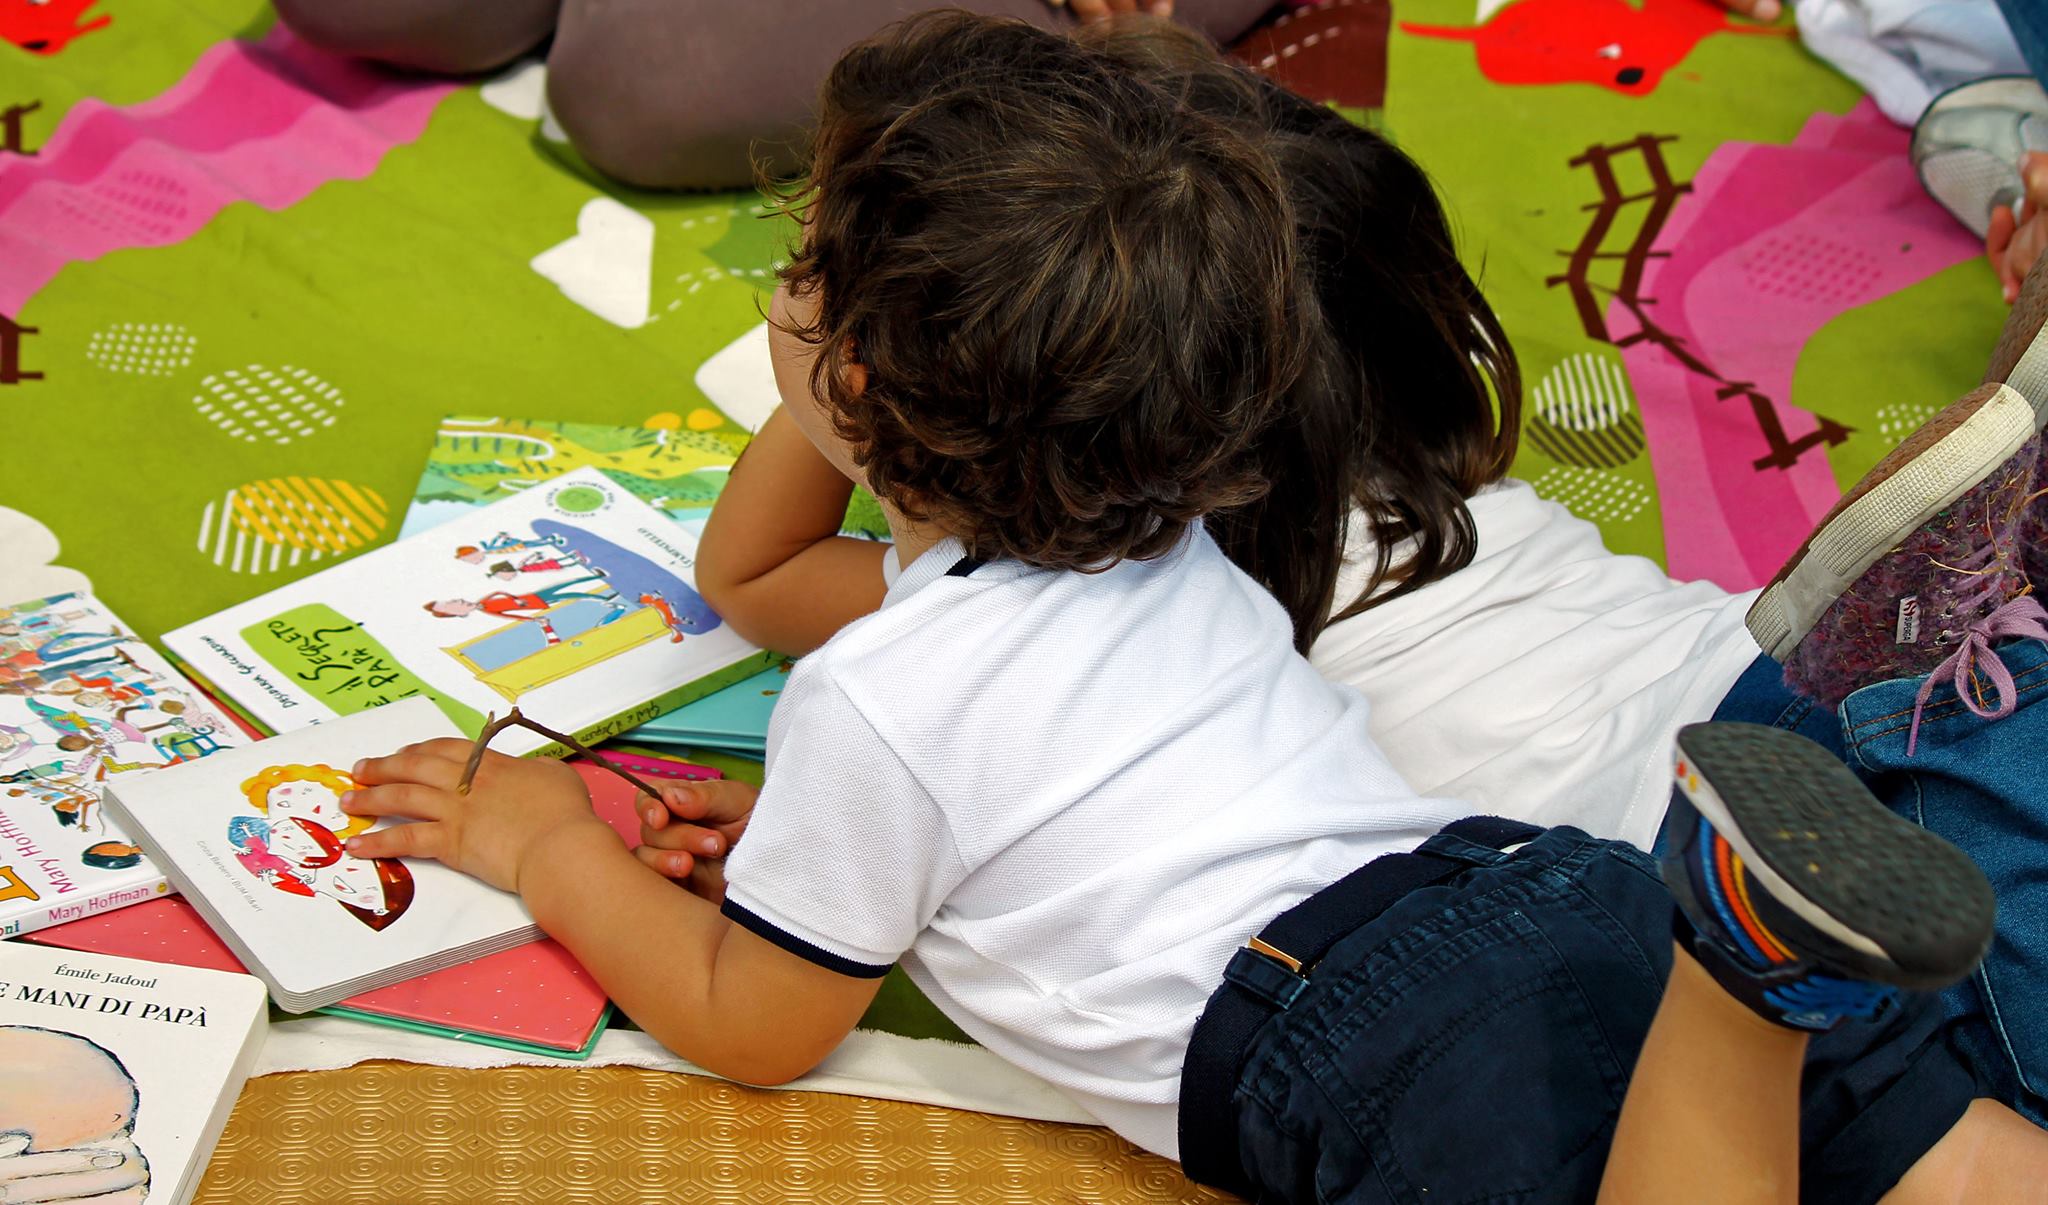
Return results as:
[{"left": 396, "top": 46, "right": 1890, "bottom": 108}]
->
[
  {"left": 1669, "top": 722, "right": 1995, "bottom": 991},
  {"left": 1745, "top": 378, "right": 2044, "bottom": 659}
]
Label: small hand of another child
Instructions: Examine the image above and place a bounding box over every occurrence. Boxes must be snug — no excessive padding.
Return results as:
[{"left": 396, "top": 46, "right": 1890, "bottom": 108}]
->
[
  {"left": 1987, "top": 152, "right": 2048, "bottom": 304},
  {"left": 1049, "top": 0, "right": 1174, "bottom": 23},
  {"left": 635, "top": 780, "right": 758, "bottom": 904},
  {"left": 342, "top": 739, "right": 610, "bottom": 894}
]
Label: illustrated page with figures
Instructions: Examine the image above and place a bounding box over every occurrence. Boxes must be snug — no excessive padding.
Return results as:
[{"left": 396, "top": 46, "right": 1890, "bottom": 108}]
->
[
  {"left": 100, "top": 698, "right": 540, "bottom": 1011},
  {"left": 163, "top": 466, "right": 770, "bottom": 758},
  {"left": 0, "top": 592, "right": 244, "bottom": 938}
]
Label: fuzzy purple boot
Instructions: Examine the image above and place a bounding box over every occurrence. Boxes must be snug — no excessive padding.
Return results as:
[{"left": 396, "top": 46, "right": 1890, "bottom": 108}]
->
[
  {"left": 1748, "top": 380, "right": 2048, "bottom": 745},
  {"left": 1985, "top": 251, "right": 2048, "bottom": 585}
]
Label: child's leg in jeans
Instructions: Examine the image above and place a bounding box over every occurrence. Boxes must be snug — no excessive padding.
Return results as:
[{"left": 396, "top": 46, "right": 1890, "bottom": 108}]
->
[{"left": 1602, "top": 722, "right": 2013, "bottom": 1202}]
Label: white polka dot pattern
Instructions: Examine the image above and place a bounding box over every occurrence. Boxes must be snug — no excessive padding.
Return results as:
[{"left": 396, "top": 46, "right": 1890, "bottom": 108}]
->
[
  {"left": 1531, "top": 465, "right": 1654, "bottom": 525},
  {"left": 191, "top": 365, "right": 344, "bottom": 445},
  {"left": 86, "top": 321, "right": 199, "bottom": 376}
]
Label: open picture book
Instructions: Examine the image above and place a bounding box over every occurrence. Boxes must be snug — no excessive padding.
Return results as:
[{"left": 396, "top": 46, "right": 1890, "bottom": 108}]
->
[
  {"left": 0, "top": 591, "right": 246, "bottom": 938},
  {"left": 397, "top": 416, "right": 861, "bottom": 755},
  {"left": 24, "top": 754, "right": 672, "bottom": 1059},
  {"left": 163, "top": 465, "right": 772, "bottom": 758},
  {"left": 0, "top": 941, "right": 268, "bottom": 1205},
  {"left": 101, "top": 698, "right": 541, "bottom": 1012}
]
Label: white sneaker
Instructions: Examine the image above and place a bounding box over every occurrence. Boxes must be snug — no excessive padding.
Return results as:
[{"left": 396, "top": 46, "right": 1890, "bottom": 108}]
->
[{"left": 1912, "top": 75, "right": 2048, "bottom": 239}]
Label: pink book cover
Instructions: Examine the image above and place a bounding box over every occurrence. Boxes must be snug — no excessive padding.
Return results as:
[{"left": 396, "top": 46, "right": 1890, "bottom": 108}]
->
[{"left": 22, "top": 760, "right": 669, "bottom": 1053}]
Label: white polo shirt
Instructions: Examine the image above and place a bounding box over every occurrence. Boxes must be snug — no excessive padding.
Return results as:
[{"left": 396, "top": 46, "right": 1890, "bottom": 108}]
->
[{"left": 721, "top": 526, "right": 1472, "bottom": 1158}]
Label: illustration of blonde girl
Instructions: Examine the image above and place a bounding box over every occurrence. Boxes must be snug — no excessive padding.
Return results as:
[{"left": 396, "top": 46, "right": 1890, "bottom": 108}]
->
[
  {"left": 239, "top": 763, "right": 371, "bottom": 841},
  {"left": 228, "top": 765, "right": 414, "bottom": 931}
]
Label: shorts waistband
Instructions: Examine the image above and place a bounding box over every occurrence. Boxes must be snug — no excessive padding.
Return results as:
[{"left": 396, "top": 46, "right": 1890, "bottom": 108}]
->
[{"left": 1177, "top": 815, "right": 1544, "bottom": 1195}]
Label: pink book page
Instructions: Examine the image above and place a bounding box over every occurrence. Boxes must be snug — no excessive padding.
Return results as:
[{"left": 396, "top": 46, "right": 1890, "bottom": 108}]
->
[{"left": 24, "top": 761, "right": 649, "bottom": 1050}]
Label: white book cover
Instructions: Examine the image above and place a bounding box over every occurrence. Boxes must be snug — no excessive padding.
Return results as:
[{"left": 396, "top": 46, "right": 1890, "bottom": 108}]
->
[
  {"left": 0, "top": 941, "right": 268, "bottom": 1205},
  {"left": 0, "top": 592, "right": 246, "bottom": 939},
  {"left": 100, "top": 699, "right": 540, "bottom": 1012},
  {"left": 162, "top": 466, "right": 769, "bottom": 758}
]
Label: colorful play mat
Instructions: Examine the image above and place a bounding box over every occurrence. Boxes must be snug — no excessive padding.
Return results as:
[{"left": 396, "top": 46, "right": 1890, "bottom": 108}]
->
[{"left": 0, "top": 0, "right": 2014, "bottom": 1198}]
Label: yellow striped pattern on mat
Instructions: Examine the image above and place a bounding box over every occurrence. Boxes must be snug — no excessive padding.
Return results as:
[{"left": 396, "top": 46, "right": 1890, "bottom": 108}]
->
[{"left": 195, "top": 1063, "right": 1243, "bottom": 1203}]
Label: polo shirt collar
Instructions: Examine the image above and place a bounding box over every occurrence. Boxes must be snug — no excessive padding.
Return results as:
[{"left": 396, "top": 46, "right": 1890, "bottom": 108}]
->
[{"left": 882, "top": 536, "right": 973, "bottom": 609}]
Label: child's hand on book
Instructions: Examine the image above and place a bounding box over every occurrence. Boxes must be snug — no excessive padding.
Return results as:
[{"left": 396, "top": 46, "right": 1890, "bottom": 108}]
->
[
  {"left": 340, "top": 739, "right": 609, "bottom": 895},
  {"left": 636, "top": 780, "right": 758, "bottom": 903}
]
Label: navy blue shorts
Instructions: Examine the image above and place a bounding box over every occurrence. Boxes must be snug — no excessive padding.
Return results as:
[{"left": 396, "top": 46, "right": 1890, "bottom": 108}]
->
[{"left": 1181, "top": 823, "right": 1983, "bottom": 1204}]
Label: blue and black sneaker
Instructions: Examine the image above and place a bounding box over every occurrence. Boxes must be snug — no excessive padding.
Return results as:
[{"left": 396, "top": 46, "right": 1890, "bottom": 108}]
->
[{"left": 1659, "top": 722, "right": 1996, "bottom": 1031}]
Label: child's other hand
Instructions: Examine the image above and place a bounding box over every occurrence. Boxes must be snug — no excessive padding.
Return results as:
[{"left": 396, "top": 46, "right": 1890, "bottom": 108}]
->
[
  {"left": 635, "top": 780, "right": 757, "bottom": 903},
  {"left": 1987, "top": 152, "right": 2048, "bottom": 304},
  {"left": 1055, "top": 0, "right": 1174, "bottom": 21},
  {"left": 342, "top": 739, "right": 606, "bottom": 894}
]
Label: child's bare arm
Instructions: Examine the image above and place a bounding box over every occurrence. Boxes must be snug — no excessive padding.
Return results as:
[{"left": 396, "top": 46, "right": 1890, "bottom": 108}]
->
[
  {"left": 697, "top": 406, "right": 888, "bottom": 655},
  {"left": 345, "top": 743, "right": 879, "bottom": 1084},
  {"left": 520, "top": 819, "right": 879, "bottom": 1083}
]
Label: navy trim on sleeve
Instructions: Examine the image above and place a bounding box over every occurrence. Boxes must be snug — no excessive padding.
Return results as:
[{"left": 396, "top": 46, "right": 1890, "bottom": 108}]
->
[{"left": 720, "top": 898, "right": 894, "bottom": 979}]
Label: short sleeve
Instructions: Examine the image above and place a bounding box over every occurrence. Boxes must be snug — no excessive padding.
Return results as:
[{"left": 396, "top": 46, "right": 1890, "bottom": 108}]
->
[{"left": 720, "top": 666, "right": 966, "bottom": 978}]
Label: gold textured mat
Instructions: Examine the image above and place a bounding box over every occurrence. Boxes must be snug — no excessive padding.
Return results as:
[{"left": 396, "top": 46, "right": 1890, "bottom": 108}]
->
[{"left": 195, "top": 1063, "right": 1242, "bottom": 1203}]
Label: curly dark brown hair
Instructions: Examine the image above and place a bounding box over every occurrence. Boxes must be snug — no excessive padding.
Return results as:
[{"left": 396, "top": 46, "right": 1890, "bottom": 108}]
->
[
  {"left": 774, "top": 10, "right": 1312, "bottom": 571},
  {"left": 1077, "top": 21, "right": 1523, "bottom": 651}
]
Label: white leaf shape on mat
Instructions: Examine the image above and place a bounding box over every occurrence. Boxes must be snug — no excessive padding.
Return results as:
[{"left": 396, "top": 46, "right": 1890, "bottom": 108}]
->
[
  {"left": 480, "top": 58, "right": 547, "bottom": 120},
  {"left": 0, "top": 507, "right": 92, "bottom": 600},
  {"left": 531, "top": 198, "right": 654, "bottom": 329},
  {"left": 539, "top": 97, "right": 569, "bottom": 144},
  {"left": 694, "top": 323, "right": 777, "bottom": 433}
]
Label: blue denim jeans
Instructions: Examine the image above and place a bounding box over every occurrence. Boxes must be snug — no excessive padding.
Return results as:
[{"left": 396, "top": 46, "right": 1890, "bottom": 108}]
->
[
  {"left": 1712, "top": 640, "right": 2048, "bottom": 1121},
  {"left": 1996, "top": 0, "right": 2048, "bottom": 86},
  {"left": 1207, "top": 827, "right": 1977, "bottom": 1204}
]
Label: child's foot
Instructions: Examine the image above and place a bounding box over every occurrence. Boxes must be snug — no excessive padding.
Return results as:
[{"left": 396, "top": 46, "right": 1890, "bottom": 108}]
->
[
  {"left": 1659, "top": 723, "right": 1995, "bottom": 1031},
  {"left": 1745, "top": 376, "right": 2044, "bottom": 718}
]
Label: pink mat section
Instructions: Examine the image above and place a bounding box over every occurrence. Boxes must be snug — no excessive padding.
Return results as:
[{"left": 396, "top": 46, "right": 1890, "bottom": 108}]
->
[
  {"left": 0, "top": 24, "right": 454, "bottom": 316},
  {"left": 1613, "top": 100, "right": 1980, "bottom": 589}
]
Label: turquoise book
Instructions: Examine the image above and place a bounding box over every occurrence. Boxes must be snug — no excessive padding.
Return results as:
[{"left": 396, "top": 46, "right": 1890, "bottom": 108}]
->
[{"left": 620, "top": 661, "right": 789, "bottom": 756}]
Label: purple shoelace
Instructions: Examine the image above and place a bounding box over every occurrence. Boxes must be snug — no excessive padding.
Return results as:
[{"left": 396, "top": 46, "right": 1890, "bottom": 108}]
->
[{"left": 1910, "top": 593, "right": 2048, "bottom": 755}]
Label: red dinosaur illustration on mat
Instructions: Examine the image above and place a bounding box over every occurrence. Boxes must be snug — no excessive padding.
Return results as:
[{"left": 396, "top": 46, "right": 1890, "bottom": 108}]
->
[
  {"left": 1402, "top": 0, "right": 1785, "bottom": 97},
  {"left": 1, "top": 0, "right": 110, "bottom": 56}
]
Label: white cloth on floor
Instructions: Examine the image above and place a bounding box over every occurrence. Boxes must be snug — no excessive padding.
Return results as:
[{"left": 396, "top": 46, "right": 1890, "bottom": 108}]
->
[
  {"left": 1796, "top": 0, "right": 2028, "bottom": 125},
  {"left": 256, "top": 1016, "right": 1095, "bottom": 1124}
]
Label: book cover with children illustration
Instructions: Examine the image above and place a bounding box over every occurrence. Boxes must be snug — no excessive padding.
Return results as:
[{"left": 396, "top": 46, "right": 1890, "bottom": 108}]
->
[
  {"left": 0, "top": 942, "right": 267, "bottom": 1205},
  {"left": 163, "top": 467, "right": 771, "bottom": 759},
  {"left": 0, "top": 593, "right": 245, "bottom": 939},
  {"left": 100, "top": 699, "right": 542, "bottom": 1012}
]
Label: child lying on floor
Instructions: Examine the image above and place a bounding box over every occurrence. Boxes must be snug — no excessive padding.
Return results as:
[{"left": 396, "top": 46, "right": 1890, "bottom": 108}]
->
[
  {"left": 651, "top": 17, "right": 2048, "bottom": 1136},
  {"left": 340, "top": 12, "right": 2046, "bottom": 1199}
]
